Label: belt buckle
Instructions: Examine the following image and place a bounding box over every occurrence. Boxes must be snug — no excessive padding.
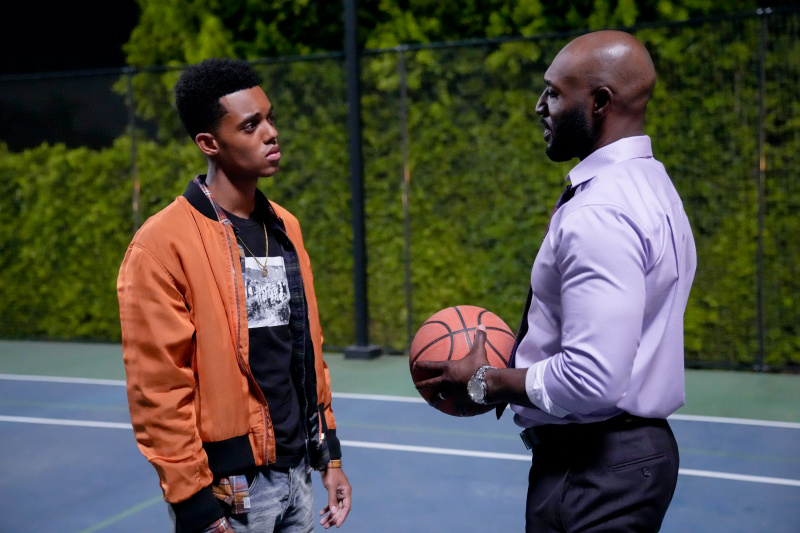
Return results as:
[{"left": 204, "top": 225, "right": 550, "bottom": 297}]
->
[{"left": 519, "top": 427, "right": 540, "bottom": 450}]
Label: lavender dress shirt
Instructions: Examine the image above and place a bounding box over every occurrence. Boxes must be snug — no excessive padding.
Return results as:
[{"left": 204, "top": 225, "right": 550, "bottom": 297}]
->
[{"left": 511, "top": 136, "right": 697, "bottom": 428}]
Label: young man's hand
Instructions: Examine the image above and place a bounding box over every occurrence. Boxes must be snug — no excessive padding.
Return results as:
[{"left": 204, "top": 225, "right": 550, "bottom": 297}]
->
[{"left": 319, "top": 466, "right": 352, "bottom": 528}]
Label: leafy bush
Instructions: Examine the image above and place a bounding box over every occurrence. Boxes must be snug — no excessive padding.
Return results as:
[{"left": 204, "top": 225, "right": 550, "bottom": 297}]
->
[{"left": 1, "top": 12, "right": 798, "bottom": 370}]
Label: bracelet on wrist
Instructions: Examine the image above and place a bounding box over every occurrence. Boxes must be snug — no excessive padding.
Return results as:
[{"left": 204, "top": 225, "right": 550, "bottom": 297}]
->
[{"left": 327, "top": 459, "right": 342, "bottom": 469}]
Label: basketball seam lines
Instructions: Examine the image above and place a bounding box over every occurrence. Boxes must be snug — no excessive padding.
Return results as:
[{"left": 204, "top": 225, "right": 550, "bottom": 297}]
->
[
  {"left": 411, "top": 332, "right": 452, "bottom": 363},
  {"left": 412, "top": 331, "right": 515, "bottom": 365},
  {"left": 411, "top": 307, "right": 516, "bottom": 366},
  {"left": 454, "top": 306, "right": 472, "bottom": 350}
]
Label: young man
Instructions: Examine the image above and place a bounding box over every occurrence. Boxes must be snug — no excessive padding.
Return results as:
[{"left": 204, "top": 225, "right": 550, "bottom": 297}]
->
[
  {"left": 118, "top": 58, "right": 351, "bottom": 533},
  {"left": 415, "top": 31, "right": 696, "bottom": 532}
]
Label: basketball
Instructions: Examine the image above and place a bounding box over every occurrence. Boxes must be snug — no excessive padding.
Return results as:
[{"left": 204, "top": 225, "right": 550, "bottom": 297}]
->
[{"left": 409, "top": 305, "right": 515, "bottom": 416}]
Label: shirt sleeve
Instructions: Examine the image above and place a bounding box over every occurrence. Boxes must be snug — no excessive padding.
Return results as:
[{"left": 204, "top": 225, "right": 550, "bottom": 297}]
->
[{"left": 533, "top": 204, "right": 648, "bottom": 415}]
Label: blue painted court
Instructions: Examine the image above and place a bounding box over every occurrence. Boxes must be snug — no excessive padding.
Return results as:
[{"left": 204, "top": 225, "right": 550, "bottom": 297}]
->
[{"left": 0, "top": 341, "right": 798, "bottom": 532}]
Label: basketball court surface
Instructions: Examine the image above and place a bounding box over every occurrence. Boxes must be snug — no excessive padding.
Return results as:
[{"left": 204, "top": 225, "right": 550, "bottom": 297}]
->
[{"left": 1, "top": 340, "right": 798, "bottom": 532}]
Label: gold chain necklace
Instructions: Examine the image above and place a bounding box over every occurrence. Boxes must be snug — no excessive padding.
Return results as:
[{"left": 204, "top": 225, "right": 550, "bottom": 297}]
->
[{"left": 236, "top": 223, "right": 269, "bottom": 277}]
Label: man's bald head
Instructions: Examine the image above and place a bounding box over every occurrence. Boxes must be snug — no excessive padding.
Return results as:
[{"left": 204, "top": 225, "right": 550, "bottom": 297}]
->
[
  {"left": 536, "top": 31, "right": 657, "bottom": 160},
  {"left": 551, "top": 30, "right": 656, "bottom": 119}
]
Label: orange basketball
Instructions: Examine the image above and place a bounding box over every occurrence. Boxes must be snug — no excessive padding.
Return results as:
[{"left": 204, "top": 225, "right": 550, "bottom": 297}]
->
[{"left": 409, "top": 305, "right": 515, "bottom": 416}]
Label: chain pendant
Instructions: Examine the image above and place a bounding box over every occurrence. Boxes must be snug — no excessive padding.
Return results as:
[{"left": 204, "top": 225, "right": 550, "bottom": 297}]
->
[{"left": 262, "top": 267, "right": 269, "bottom": 277}]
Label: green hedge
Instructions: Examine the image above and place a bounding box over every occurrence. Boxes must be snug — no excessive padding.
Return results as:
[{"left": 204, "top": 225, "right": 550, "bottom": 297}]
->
[{"left": 1, "top": 17, "right": 798, "bottom": 369}]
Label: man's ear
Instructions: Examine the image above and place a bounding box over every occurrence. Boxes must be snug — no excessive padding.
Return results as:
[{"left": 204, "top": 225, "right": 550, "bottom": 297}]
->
[
  {"left": 195, "top": 132, "right": 219, "bottom": 157},
  {"left": 593, "top": 87, "right": 612, "bottom": 118}
]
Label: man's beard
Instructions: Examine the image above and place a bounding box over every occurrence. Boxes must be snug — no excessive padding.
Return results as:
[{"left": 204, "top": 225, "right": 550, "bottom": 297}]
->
[{"left": 545, "top": 106, "right": 593, "bottom": 162}]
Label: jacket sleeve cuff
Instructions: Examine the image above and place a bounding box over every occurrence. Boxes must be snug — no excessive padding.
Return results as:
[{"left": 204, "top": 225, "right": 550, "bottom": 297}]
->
[
  {"left": 171, "top": 485, "right": 225, "bottom": 533},
  {"left": 326, "top": 428, "right": 342, "bottom": 460}
]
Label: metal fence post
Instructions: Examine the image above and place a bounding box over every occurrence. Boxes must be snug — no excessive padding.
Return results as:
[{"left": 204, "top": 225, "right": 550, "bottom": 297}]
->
[
  {"left": 754, "top": 8, "right": 770, "bottom": 371},
  {"left": 125, "top": 67, "right": 140, "bottom": 233},
  {"left": 398, "top": 45, "right": 413, "bottom": 351},
  {"left": 343, "top": 0, "right": 381, "bottom": 359}
]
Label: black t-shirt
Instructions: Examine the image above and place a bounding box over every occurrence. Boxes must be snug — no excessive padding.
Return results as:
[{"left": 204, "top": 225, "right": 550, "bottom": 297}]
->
[{"left": 225, "top": 207, "right": 305, "bottom": 469}]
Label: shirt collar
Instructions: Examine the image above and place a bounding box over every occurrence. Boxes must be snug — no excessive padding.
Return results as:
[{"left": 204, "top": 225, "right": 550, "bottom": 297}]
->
[
  {"left": 567, "top": 135, "right": 653, "bottom": 187},
  {"left": 186, "top": 175, "right": 280, "bottom": 227}
]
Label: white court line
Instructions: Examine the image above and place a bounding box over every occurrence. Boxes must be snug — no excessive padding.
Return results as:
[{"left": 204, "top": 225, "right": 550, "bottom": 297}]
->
[
  {"left": 0, "top": 374, "right": 126, "bottom": 386},
  {"left": 0, "top": 415, "right": 132, "bottom": 430},
  {"left": 333, "top": 392, "right": 800, "bottom": 430},
  {"left": 0, "top": 414, "right": 798, "bottom": 488},
  {"left": 2, "top": 374, "right": 799, "bottom": 429},
  {"left": 677, "top": 469, "right": 800, "bottom": 487},
  {"left": 340, "top": 439, "right": 530, "bottom": 461},
  {"left": 333, "top": 392, "right": 425, "bottom": 403},
  {"left": 668, "top": 413, "right": 800, "bottom": 429},
  {"left": 341, "top": 440, "right": 800, "bottom": 487}
]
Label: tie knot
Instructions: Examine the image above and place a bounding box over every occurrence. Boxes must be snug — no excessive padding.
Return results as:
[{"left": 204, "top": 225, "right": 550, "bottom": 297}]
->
[{"left": 555, "top": 183, "right": 576, "bottom": 209}]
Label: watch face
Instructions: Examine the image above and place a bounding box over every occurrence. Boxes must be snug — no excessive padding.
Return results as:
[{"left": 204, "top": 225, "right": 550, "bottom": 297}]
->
[{"left": 468, "top": 375, "right": 483, "bottom": 402}]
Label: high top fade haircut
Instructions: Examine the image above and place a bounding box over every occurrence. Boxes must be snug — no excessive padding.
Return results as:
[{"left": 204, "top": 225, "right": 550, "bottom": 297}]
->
[{"left": 174, "top": 58, "right": 262, "bottom": 139}]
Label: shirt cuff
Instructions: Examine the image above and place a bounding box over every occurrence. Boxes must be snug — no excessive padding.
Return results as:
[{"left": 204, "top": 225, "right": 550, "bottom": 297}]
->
[
  {"left": 525, "top": 360, "right": 570, "bottom": 418},
  {"left": 202, "top": 517, "right": 230, "bottom": 533}
]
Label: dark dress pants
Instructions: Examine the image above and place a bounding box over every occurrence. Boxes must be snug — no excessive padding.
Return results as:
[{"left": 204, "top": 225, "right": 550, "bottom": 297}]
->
[{"left": 525, "top": 416, "right": 679, "bottom": 533}]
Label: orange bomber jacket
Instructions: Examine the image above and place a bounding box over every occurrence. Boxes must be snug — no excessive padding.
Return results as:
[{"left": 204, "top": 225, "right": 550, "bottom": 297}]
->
[{"left": 117, "top": 177, "right": 338, "bottom": 529}]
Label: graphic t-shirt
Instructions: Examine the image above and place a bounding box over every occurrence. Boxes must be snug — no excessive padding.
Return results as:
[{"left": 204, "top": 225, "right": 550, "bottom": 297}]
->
[{"left": 225, "top": 207, "right": 305, "bottom": 469}]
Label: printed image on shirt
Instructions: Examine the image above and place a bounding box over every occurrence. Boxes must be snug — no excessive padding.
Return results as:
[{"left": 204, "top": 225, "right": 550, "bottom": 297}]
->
[{"left": 243, "top": 256, "right": 290, "bottom": 328}]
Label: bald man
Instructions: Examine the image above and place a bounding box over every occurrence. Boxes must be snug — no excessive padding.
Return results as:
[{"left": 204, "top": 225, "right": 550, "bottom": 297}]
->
[{"left": 415, "top": 31, "right": 696, "bottom": 532}]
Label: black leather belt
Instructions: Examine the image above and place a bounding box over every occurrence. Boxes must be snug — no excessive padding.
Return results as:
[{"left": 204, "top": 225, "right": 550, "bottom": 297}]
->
[{"left": 519, "top": 413, "right": 658, "bottom": 450}]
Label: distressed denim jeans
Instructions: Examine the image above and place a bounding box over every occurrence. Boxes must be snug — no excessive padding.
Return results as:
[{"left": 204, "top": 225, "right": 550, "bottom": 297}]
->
[
  {"left": 228, "top": 459, "right": 314, "bottom": 533},
  {"left": 170, "top": 458, "right": 314, "bottom": 533}
]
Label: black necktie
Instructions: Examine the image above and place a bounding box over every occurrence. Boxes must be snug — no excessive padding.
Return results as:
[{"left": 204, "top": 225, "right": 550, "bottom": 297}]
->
[
  {"left": 556, "top": 182, "right": 578, "bottom": 206},
  {"left": 545, "top": 183, "right": 577, "bottom": 233}
]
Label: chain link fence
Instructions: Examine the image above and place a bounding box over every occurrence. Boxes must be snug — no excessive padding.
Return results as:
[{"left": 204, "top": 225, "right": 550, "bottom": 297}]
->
[{"left": 1, "top": 7, "right": 798, "bottom": 371}]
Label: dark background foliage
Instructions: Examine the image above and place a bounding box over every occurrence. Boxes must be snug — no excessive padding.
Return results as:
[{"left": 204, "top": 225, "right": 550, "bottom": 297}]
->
[{"left": 0, "top": 1, "right": 797, "bottom": 370}]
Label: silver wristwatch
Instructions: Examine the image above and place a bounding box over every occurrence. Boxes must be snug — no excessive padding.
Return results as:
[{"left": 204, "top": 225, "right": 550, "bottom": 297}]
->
[{"left": 467, "top": 365, "right": 494, "bottom": 405}]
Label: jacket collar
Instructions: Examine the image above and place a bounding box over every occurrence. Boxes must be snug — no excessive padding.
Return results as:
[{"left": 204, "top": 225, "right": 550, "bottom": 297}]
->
[{"left": 183, "top": 175, "right": 280, "bottom": 226}]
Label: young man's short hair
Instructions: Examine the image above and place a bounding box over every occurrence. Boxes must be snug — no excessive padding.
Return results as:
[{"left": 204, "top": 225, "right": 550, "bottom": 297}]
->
[{"left": 174, "top": 58, "right": 262, "bottom": 139}]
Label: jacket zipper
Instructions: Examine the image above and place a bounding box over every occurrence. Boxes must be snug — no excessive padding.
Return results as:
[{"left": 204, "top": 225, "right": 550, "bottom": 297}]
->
[
  {"left": 274, "top": 214, "right": 315, "bottom": 463},
  {"left": 276, "top": 215, "right": 313, "bottom": 461},
  {"left": 224, "top": 223, "right": 271, "bottom": 463}
]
